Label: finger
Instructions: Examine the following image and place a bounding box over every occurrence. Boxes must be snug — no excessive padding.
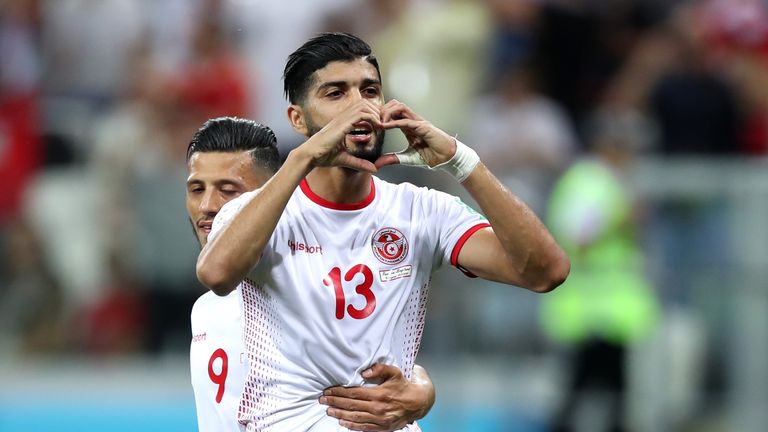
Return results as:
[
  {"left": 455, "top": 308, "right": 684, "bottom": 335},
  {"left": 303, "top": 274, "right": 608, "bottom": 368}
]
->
[
  {"left": 374, "top": 153, "right": 400, "bottom": 168},
  {"left": 325, "top": 407, "right": 380, "bottom": 426},
  {"left": 321, "top": 395, "right": 385, "bottom": 416},
  {"left": 363, "top": 363, "right": 403, "bottom": 382},
  {"left": 320, "top": 394, "right": 376, "bottom": 411},
  {"left": 335, "top": 153, "right": 378, "bottom": 173},
  {"left": 381, "top": 118, "right": 422, "bottom": 131},
  {"left": 380, "top": 100, "right": 403, "bottom": 123},
  {"left": 390, "top": 148, "right": 427, "bottom": 167},
  {"left": 381, "top": 99, "right": 422, "bottom": 123},
  {"left": 338, "top": 419, "right": 387, "bottom": 432},
  {"left": 331, "top": 404, "right": 407, "bottom": 432},
  {"left": 333, "top": 101, "right": 382, "bottom": 133},
  {"left": 324, "top": 398, "right": 408, "bottom": 431},
  {"left": 382, "top": 98, "right": 401, "bottom": 109},
  {"left": 344, "top": 110, "right": 385, "bottom": 134},
  {"left": 323, "top": 385, "right": 380, "bottom": 401},
  {"left": 358, "top": 99, "right": 383, "bottom": 117}
]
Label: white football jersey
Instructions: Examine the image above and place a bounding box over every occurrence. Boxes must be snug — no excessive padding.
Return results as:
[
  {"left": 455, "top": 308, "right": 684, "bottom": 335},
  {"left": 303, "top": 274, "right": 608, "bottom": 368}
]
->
[
  {"left": 190, "top": 289, "right": 248, "bottom": 432},
  {"left": 211, "top": 176, "right": 489, "bottom": 431}
]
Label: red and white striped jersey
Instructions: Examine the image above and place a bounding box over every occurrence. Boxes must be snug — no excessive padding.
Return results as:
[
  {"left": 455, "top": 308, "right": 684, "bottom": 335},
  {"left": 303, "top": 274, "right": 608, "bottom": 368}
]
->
[{"left": 210, "top": 176, "right": 489, "bottom": 431}]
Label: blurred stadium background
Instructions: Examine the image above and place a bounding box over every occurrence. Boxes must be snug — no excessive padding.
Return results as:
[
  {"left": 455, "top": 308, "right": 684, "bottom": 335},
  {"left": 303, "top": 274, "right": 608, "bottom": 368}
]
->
[{"left": 2, "top": 0, "right": 768, "bottom": 431}]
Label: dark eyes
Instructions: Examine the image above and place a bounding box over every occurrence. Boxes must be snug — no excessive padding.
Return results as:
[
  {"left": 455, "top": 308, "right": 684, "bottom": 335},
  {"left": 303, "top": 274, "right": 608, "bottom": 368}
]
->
[
  {"left": 325, "top": 88, "right": 379, "bottom": 98},
  {"left": 188, "top": 187, "right": 239, "bottom": 195}
]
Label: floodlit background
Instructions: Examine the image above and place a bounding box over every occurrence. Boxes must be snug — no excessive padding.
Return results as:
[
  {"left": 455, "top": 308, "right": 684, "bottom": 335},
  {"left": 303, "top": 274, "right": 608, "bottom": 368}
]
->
[{"left": 2, "top": 0, "right": 768, "bottom": 431}]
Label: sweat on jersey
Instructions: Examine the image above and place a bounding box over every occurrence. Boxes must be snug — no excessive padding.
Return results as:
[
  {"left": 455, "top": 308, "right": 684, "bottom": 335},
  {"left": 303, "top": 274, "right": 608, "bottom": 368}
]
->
[{"left": 209, "top": 176, "right": 489, "bottom": 432}]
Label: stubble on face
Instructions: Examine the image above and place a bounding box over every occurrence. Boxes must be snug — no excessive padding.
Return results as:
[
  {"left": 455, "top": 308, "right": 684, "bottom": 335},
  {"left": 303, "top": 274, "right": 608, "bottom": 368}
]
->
[
  {"left": 185, "top": 151, "right": 268, "bottom": 250},
  {"left": 190, "top": 218, "right": 205, "bottom": 248}
]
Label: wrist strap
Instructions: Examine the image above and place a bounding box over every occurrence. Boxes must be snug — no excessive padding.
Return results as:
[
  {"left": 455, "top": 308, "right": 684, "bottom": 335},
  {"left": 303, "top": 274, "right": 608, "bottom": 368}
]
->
[
  {"left": 394, "top": 138, "right": 480, "bottom": 182},
  {"left": 433, "top": 139, "right": 480, "bottom": 183}
]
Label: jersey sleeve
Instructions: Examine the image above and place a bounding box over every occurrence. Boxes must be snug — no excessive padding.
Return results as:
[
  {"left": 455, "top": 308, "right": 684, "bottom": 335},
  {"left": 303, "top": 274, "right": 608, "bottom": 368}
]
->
[
  {"left": 208, "top": 189, "right": 280, "bottom": 283},
  {"left": 423, "top": 190, "right": 490, "bottom": 277},
  {"left": 208, "top": 190, "right": 256, "bottom": 243},
  {"left": 208, "top": 190, "right": 272, "bottom": 282},
  {"left": 190, "top": 297, "right": 202, "bottom": 338}
]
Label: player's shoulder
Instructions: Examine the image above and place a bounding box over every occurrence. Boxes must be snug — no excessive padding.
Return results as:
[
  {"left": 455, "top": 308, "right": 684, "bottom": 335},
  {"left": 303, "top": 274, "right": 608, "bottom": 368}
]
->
[
  {"left": 219, "top": 189, "right": 259, "bottom": 215},
  {"left": 191, "top": 291, "right": 218, "bottom": 317},
  {"left": 374, "top": 176, "right": 433, "bottom": 198},
  {"left": 374, "top": 176, "right": 459, "bottom": 205},
  {"left": 211, "top": 190, "right": 261, "bottom": 238},
  {"left": 191, "top": 290, "right": 239, "bottom": 318}
]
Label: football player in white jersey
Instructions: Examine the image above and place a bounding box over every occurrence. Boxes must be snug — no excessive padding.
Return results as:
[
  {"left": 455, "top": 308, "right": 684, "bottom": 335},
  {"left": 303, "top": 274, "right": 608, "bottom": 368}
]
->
[
  {"left": 197, "top": 33, "right": 570, "bottom": 431},
  {"left": 186, "top": 118, "right": 436, "bottom": 432}
]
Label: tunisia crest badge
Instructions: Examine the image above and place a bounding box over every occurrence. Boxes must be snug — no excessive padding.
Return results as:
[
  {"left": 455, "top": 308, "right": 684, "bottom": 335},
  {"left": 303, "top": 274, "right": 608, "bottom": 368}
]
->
[{"left": 371, "top": 227, "right": 409, "bottom": 265}]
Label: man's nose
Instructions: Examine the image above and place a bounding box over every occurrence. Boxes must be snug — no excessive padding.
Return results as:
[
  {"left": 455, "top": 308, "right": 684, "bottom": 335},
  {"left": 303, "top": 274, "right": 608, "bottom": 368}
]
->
[
  {"left": 200, "top": 191, "right": 221, "bottom": 215},
  {"left": 349, "top": 88, "right": 363, "bottom": 103}
]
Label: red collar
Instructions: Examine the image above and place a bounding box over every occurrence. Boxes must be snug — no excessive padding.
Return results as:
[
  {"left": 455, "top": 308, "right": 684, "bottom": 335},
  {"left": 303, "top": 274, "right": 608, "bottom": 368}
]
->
[{"left": 299, "top": 177, "right": 376, "bottom": 210}]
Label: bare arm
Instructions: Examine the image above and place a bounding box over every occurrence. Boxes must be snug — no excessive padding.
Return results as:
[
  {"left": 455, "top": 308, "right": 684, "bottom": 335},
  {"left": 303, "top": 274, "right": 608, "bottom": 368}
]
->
[
  {"left": 377, "top": 100, "right": 569, "bottom": 293},
  {"left": 457, "top": 162, "right": 570, "bottom": 292},
  {"left": 196, "top": 100, "right": 382, "bottom": 295},
  {"left": 320, "top": 363, "right": 436, "bottom": 431},
  {"left": 196, "top": 150, "right": 313, "bottom": 295}
]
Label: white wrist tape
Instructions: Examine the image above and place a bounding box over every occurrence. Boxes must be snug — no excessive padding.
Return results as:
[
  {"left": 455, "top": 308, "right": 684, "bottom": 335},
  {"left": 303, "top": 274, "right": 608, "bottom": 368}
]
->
[
  {"left": 433, "top": 139, "right": 480, "bottom": 183},
  {"left": 394, "top": 138, "right": 480, "bottom": 182}
]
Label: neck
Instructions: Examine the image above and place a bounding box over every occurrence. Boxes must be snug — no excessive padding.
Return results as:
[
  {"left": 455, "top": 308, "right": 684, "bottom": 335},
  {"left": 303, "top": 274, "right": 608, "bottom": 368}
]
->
[{"left": 305, "top": 167, "right": 372, "bottom": 204}]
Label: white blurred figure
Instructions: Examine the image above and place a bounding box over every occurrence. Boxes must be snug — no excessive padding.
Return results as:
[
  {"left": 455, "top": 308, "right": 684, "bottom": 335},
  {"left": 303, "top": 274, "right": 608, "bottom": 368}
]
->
[
  {"left": 41, "top": 0, "right": 142, "bottom": 101},
  {"left": 467, "top": 63, "right": 577, "bottom": 214},
  {"left": 229, "top": 0, "right": 358, "bottom": 150}
]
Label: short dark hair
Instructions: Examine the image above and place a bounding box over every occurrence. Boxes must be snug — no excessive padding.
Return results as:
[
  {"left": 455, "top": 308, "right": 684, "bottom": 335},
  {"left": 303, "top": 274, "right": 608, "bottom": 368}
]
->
[
  {"left": 283, "top": 32, "right": 381, "bottom": 105},
  {"left": 186, "top": 117, "right": 280, "bottom": 174}
]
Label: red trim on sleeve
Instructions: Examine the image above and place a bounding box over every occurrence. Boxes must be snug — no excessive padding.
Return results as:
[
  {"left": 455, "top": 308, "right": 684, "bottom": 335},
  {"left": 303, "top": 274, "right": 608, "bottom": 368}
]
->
[
  {"left": 299, "top": 177, "right": 376, "bottom": 210},
  {"left": 450, "top": 222, "right": 491, "bottom": 278}
]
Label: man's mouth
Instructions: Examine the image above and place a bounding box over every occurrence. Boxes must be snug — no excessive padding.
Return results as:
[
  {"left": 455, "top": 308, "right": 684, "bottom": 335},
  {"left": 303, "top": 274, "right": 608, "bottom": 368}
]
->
[
  {"left": 347, "top": 122, "right": 373, "bottom": 143},
  {"left": 198, "top": 220, "right": 213, "bottom": 235}
]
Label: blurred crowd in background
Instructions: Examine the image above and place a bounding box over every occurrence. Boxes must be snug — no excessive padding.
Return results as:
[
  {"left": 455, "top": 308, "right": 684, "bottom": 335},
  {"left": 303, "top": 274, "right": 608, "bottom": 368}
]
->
[{"left": 2, "top": 0, "right": 768, "bottom": 430}]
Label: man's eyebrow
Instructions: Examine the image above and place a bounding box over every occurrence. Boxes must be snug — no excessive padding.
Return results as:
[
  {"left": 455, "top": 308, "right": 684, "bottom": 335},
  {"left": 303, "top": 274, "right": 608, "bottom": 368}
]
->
[
  {"left": 216, "top": 179, "right": 243, "bottom": 187},
  {"left": 316, "top": 80, "right": 349, "bottom": 92},
  {"left": 316, "top": 78, "right": 381, "bottom": 92},
  {"left": 186, "top": 178, "right": 242, "bottom": 187},
  {"left": 360, "top": 78, "right": 381, "bottom": 87}
]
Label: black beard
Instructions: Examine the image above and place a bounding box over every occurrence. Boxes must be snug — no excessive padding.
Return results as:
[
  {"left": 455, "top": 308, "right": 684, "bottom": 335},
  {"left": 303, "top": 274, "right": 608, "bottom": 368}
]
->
[
  {"left": 307, "top": 123, "right": 385, "bottom": 164},
  {"left": 353, "top": 129, "right": 386, "bottom": 163}
]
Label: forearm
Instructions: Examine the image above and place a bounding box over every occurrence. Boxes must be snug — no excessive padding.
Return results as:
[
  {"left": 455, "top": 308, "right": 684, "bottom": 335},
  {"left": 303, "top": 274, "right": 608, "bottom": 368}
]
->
[
  {"left": 197, "top": 149, "right": 314, "bottom": 294},
  {"left": 461, "top": 162, "right": 570, "bottom": 292},
  {"left": 409, "top": 365, "right": 435, "bottom": 420},
  {"left": 321, "top": 363, "right": 435, "bottom": 430}
]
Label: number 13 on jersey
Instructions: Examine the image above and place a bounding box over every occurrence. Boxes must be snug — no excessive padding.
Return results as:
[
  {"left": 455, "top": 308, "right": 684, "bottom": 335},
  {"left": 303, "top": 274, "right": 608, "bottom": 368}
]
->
[{"left": 323, "top": 264, "right": 376, "bottom": 320}]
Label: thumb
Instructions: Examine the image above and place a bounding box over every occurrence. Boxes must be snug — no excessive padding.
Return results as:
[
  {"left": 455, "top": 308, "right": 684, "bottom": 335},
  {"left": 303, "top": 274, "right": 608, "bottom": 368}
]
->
[
  {"left": 374, "top": 153, "right": 400, "bottom": 168},
  {"left": 362, "top": 363, "right": 402, "bottom": 382},
  {"left": 336, "top": 153, "right": 378, "bottom": 174},
  {"left": 389, "top": 147, "right": 429, "bottom": 168}
]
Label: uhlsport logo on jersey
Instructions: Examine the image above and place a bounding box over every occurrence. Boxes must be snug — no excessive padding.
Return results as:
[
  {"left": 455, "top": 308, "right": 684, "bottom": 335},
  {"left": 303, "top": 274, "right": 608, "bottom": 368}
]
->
[{"left": 371, "top": 227, "right": 408, "bottom": 265}]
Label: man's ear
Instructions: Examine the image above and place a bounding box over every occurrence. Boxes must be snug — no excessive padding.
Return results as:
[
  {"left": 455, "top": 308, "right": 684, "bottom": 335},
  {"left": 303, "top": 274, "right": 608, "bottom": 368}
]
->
[{"left": 287, "top": 105, "right": 308, "bottom": 136}]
